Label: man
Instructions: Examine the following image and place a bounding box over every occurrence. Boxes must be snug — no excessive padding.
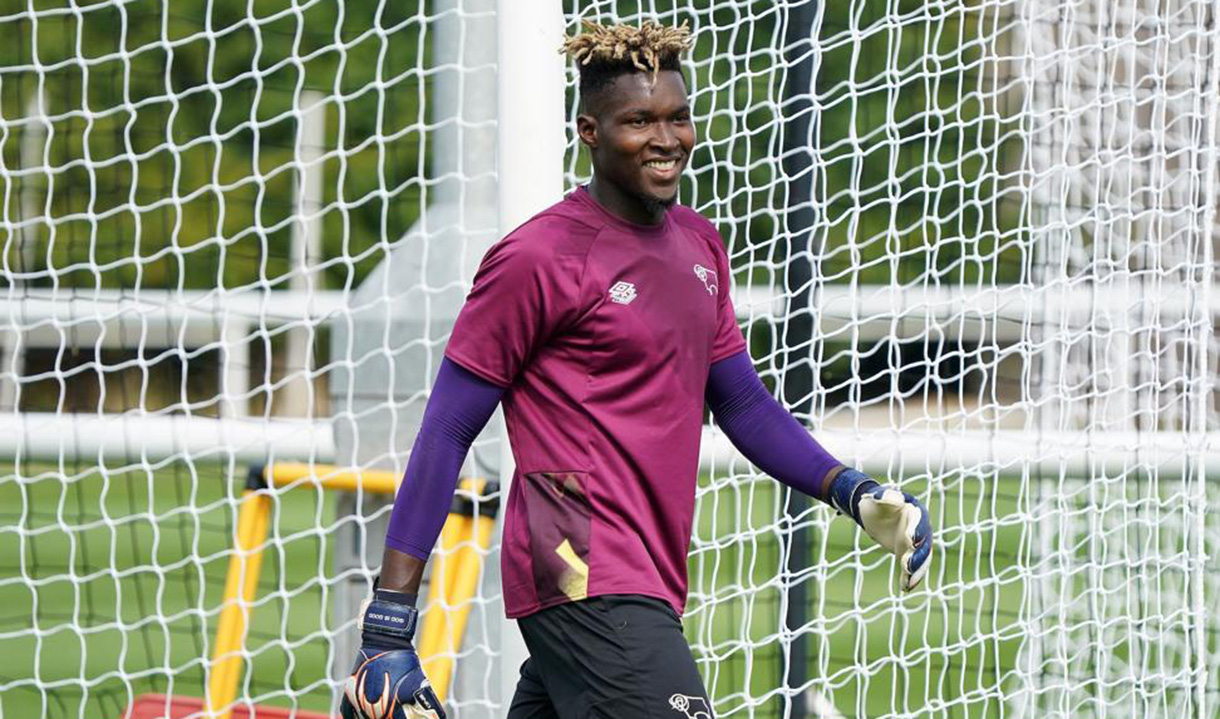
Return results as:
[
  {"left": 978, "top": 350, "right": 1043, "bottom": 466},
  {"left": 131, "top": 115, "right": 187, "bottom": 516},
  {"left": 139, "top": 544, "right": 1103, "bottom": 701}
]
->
[{"left": 341, "top": 20, "right": 932, "bottom": 719}]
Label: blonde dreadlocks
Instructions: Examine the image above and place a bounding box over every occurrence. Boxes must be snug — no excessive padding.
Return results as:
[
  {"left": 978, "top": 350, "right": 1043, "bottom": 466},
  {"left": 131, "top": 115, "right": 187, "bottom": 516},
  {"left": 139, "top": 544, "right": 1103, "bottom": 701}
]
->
[{"left": 561, "top": 20, "right": 693, "bottom": 95}]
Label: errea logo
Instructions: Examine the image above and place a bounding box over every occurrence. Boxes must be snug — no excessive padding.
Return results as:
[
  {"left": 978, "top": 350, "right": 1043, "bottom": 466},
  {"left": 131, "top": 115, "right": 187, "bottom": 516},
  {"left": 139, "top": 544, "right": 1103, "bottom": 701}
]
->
[{"left": 609, "top": 281, "right": 638, "bottom": 305}]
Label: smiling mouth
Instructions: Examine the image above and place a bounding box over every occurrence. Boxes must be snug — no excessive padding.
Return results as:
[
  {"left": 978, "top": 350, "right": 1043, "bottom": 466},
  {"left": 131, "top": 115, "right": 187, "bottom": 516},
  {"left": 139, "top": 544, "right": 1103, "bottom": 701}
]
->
[{"left": 644, "top": 159, "right": 680, "bottom": 170}]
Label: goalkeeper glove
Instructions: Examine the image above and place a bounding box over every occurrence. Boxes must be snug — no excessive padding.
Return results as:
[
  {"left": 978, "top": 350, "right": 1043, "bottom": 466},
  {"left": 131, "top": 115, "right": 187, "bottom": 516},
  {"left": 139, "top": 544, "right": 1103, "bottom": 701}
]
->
[
  {"left": 340, "top": 589, "right": 445, "bottom": 719},
  {"left": 828, "top": 468, "right": 933, "bottom": 591}
]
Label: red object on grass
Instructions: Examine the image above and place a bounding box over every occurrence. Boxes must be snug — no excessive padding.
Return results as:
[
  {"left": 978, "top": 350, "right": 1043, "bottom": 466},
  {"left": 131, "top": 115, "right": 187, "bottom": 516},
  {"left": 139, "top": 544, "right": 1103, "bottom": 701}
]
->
[{"left": 123, "top": 694, "right": 336, "bottom": 719}]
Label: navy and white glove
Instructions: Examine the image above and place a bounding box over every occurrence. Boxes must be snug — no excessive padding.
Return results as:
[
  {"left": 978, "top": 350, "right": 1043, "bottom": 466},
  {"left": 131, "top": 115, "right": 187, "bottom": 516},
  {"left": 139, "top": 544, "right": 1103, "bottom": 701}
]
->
[
  {"left": 340, "top": 589, "right": 445, "bottom": 719},
  {"left": 828, "top": 468, "right": 933, "bottom": 591}
]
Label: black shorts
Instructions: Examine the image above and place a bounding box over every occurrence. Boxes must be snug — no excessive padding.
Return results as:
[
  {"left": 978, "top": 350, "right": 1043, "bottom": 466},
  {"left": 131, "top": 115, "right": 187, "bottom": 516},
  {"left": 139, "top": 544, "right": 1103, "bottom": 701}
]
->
[{"left": 506, "top": 594, "right": 714, "bottom": 719}]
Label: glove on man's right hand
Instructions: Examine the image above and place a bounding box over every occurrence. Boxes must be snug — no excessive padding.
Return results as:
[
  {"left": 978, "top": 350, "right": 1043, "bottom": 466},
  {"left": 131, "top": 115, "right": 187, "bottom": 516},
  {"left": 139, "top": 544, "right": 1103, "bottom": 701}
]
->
[{"left": 340, "top": 589, "right": 445, "bottom": 719}]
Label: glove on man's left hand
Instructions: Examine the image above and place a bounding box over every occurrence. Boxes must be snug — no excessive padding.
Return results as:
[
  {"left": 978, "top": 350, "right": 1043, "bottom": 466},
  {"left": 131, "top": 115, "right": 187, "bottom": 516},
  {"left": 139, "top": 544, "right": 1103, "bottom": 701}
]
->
[
  {"left": 829, "top": 469, "right": 933, "bottom": 591},
  {"left": 340, "top": 589, "right": 445, "bottom": 719}
]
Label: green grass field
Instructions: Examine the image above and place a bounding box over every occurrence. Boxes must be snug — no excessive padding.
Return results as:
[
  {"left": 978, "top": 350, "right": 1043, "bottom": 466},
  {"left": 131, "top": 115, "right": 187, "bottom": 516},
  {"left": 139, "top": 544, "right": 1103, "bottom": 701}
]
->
[
  {"left": 0, "top": 462, "right": 338, "bottom": 718},
  {"left": 686, "top": 471, "right": 1025, "bottom": 719},
  {"left": 0, "top": 461, "right": 1044, "bottom": 719}
]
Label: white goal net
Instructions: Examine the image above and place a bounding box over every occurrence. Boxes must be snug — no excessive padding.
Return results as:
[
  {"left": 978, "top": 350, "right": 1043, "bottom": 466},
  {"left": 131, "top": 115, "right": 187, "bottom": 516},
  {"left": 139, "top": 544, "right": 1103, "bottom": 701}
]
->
[{"left": 0, "top": 1, "right": 1215, "bottom": 719}]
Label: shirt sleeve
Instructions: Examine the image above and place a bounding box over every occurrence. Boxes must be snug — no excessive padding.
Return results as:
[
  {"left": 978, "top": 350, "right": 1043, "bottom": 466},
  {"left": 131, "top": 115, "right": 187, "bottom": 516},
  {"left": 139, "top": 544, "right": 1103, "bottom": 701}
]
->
[
  {"left": 385, "top": 358, "right": 505, "bottom": 559},
  {"left": 705, "top": 350, "right": 841, "bottom": 501},
  {"left": 444, "top": 228, "right": 584, "bottom": 387},
  {"left": 707, "top": 228, "right": 748, "bottom": 363}
]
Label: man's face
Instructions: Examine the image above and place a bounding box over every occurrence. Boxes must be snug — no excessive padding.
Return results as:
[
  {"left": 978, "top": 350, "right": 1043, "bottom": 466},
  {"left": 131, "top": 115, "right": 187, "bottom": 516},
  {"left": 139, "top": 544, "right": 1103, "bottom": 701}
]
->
[{"left": 578, "top": 70, "right": 696, "bottom": 209}]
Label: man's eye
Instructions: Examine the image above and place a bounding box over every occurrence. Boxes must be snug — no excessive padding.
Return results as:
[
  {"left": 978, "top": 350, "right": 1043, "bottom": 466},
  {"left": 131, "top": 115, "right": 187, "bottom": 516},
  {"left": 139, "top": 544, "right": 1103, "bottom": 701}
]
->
[
  {"left": 629, "top": 117, "right": 649, "bottom": 127},
  {"left": 674, "top": 114, "right": 691, "bottom": 124}
]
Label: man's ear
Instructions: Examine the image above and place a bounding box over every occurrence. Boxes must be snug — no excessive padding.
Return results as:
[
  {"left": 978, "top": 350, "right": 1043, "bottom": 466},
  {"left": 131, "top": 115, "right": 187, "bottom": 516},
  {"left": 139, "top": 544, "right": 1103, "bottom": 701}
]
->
[{"left": 576, "top": 113, "right": 599, "bottom": 150}]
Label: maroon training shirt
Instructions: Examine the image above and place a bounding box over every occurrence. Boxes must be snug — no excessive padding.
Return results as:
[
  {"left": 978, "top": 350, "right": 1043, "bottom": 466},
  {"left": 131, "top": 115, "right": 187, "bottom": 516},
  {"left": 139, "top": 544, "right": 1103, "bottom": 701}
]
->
[{"left": 444, "top": 186, "right": 747, "bottom": 618}]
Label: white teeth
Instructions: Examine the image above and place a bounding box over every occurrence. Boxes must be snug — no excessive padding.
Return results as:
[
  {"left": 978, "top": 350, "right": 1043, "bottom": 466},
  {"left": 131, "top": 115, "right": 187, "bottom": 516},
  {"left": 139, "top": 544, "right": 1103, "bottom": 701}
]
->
[{"left": 645, "top": 160, "right": 677, "bottom": 169}]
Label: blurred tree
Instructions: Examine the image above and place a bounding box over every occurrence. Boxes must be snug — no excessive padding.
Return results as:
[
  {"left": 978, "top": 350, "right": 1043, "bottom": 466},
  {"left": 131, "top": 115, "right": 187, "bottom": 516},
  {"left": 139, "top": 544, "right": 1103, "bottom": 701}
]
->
[
  {"left": 2, "top": 1, "right": 1021, "bottom": 292},
  {"left": 0, "top": 0, "right": 427, "bottom": 291}
]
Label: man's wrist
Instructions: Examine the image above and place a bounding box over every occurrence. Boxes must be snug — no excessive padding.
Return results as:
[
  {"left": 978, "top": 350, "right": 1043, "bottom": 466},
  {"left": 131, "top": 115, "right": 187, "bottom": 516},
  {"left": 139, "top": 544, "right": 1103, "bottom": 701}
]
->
[
  {"left": 377, "top": 547, "right": 428, "bottom": 596},
  {"left": 374, "top": 588, "right": 418, "bottom": 607},
  {"left": 359, "top": 589, "right": 421, "bottom": 649},
  {"left": 827, "top": 467, "right": 881, "bottom": 524},
  {"left": 818, "top": 465, "right": 847, "bottom": 501}
]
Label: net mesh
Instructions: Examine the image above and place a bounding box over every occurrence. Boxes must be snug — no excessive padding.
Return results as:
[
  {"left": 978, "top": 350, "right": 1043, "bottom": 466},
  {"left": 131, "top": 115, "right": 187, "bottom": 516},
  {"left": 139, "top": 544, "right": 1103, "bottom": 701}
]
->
[
  {"left": 566, "top": 2, "right": 1216, "bottom": 715},
  {"left": 0, "top": 1, "right": 1215, "bottom": 718}
]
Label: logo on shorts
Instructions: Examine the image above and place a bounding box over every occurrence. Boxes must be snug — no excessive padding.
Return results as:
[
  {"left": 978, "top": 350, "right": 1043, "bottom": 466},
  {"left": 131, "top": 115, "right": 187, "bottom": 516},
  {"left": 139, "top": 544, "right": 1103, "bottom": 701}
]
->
[
  {"left": 609, "top": 281, "right": 638, "bottom": 305},
  {"left": 693, "top": 265, "right": 717, "bottom": 296},
  {"left": 668, "top": 694, "right": 713, "bottom": 719}
]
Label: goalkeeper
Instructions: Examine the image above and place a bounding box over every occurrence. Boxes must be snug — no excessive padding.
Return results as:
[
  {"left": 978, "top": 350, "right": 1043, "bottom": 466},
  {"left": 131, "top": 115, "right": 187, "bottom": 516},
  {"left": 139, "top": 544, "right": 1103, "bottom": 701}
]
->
[{"left": 341, "top": 20, "right": 933, "bottom": 719}]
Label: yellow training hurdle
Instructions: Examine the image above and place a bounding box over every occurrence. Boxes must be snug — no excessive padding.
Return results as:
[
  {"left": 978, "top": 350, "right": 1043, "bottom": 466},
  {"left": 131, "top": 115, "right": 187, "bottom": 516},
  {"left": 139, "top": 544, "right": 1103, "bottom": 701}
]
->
[{"left": 205, "top": 463, "right": 499, "bottom": 719}]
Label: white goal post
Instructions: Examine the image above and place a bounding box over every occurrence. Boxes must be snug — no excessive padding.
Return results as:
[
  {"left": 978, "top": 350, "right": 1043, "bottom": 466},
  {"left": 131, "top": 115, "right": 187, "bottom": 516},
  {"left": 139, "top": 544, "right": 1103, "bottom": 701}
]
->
[{"left": 0, "top": 2, "right": 1216, "bottom": 719}]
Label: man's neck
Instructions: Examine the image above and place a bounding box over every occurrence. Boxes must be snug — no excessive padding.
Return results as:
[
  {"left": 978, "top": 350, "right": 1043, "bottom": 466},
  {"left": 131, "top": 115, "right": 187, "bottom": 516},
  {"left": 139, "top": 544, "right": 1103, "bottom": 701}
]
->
[{"left": 587, "top": 176, "right": 668, "bottom": 226}]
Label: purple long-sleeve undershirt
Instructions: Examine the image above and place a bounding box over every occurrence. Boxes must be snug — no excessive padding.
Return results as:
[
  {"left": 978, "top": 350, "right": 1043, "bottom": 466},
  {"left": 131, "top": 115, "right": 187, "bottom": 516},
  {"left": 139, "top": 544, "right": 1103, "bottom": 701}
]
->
[
  {"left": 706, "top": 350, "right": 842, "bottom": 501},
  {"left": 385, "top": 358, "right": 504, "bottom": 560}
]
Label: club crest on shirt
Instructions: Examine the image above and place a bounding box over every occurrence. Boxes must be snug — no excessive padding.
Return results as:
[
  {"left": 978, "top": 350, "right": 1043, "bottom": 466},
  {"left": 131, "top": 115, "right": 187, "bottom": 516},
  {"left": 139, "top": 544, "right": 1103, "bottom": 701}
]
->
[
  {"left": 693, "top": 264, "right": 717, "bottom": 296},
  {"left": 608, "top": 280, "right": 638, "bottom": 305},
  {"left": 668, "top": 694, "right": 713, "bottom": 719}
]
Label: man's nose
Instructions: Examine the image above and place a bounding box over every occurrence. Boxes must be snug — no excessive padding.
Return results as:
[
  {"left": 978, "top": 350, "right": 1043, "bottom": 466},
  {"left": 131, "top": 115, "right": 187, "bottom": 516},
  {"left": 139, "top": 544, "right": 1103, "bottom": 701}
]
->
[{"left": 652, "top": 122, "right": 680, "bottom": 152}]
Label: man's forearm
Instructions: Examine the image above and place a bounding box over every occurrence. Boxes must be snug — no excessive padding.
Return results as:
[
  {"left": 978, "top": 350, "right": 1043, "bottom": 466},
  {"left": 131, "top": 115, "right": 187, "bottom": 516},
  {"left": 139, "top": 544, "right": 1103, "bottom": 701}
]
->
[
  {"left": 706, "top": 351, "right": 934, "bottom": 590},
  {"left": 705, "top": 350, "right": 842, "bottom": 501},
  {"left": 381, "top": 357, "right": 504, "bottom": 580}
]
